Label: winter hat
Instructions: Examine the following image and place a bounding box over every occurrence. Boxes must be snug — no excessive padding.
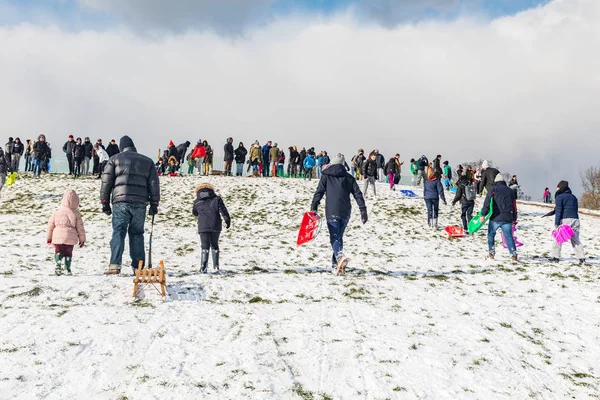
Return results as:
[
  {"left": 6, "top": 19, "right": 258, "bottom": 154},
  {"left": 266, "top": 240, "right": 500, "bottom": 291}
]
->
[
  {"left": 482, "top": 160, "right": 489, "bottom": 169},
  {"left": 68, "top": 135, "right": 74, "bottom": 139},
  {"left": 119, "top": 135, "right": 135, "bottom": 150},
  {"left": 557, "top": 180, "right": 569, "bottom": 190},
  {"left": 76, "top": 137, "right": 82, "bottom": 141},
  {"left": 169, "top": 140, "right": 174, "bottom": 147},
  {"left": 274, "top": 143, "right": 278, "bottom": 147},
  {"left": 84, "top": 137, "right": 90, "bottom": 141},
  {"left": 494, "top": 174, "right": 504, "bottom": 183},
  {"left": 331, "top": 153, "right": 345, "bottom": 165}
]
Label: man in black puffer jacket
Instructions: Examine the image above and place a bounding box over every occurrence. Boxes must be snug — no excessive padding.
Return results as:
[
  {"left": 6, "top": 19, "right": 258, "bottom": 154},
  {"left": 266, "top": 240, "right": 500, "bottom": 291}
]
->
[
  {"left": 100, "top": 135, "right": 160, "bottom": 274},
  {"left": 311, "top": 153, "right": 367, "bottom": 275},
  {"left": 223, "top": 138, "right": 234, "bottom": 176},
  {"left": 480, "top": 174, "right": 517, "bottom": 261},
  {"left": 361, "top": 152, "right": 378, "bottom": 197}
]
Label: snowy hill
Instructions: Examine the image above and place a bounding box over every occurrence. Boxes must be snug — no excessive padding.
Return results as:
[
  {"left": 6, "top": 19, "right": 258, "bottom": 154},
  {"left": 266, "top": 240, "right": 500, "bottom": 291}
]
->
[{"left": 0, "top": 175, "right": 599, "bottom": 399}]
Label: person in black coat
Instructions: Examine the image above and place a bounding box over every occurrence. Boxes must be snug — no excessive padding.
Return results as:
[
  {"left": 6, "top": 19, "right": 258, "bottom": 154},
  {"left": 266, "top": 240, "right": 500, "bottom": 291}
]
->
[
  {"left": 0, "top": 148, "right": 7, "bottom": 195},
  {"left": 548, "top": 180, "right": 585, "bottom": 263},
  {"left": 479, "top": 160, "right": 500, "bottom": 195},
  {"left": 451, "top": 175, "right": 476, "bottom": 231},
  {"left": 234, "top": 142, "right": 247, "bottom": 176},
  {"left": 32, "top": 135, "right": 50, "bottom": 178},
  {"left": 106, "top": 139, "right": 120, "bottom": 158},
  {"left": 72, "top": 137, "right": 85, "bottom": 177},
  {"left": 100, "top": 136, "right": 160, "bottom": 274},
  {"left": 4, "top": 137, "right": 14, "bottom": 170},
  {"left": 433, "top": 155, "right": 443, "bottom": 176},
  {"left": 223, "top": 138, "right": 234, "bottom": 176},
  {"left": 62, "top": 135, "right": 76, "bottom": 175},
  {"left": 192, "top": 183, "right": 230, "bottom": 273},
  {"left": 361, "top": 152, "right": 378, "bottom": 197},
  {"left": 480, "top": 174, "right": 517, "bottom": 260},
  {"left": 82, "top": 137, "right": 93, "bottom": 175},
  {"left": 93, "top": 139, "right": 105, "bottom": 174},
  {"left": 311, "top": 154, "right": 367, "bottom": 275},
  {"left": 177, "top": 141, "right": 191, "bottom": 165}
]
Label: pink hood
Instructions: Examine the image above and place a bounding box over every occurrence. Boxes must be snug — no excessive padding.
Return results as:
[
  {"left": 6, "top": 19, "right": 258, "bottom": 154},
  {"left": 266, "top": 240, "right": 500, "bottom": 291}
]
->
[{"left": 47, "top": 190, "right": 86, "bottom": 246}]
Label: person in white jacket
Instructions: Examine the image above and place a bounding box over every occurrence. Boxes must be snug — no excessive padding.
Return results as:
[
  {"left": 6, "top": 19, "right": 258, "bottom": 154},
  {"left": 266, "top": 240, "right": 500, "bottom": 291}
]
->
[{"left": 94, "top": 144, "right": 110, "bottom": 179}]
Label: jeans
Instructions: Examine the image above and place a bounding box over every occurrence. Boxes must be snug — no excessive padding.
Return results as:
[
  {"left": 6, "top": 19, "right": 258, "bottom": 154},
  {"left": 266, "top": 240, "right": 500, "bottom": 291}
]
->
[
  {"left": 305, "top": 167, "right": 313, "bottom": 180},
  {"left": 195, "top": 157, "right": 205, "bottom": 174},
  {"left": 551, "top": 218, "right": 585, "bottom": 259},
  {"left": 425, "top": 198, "right": 439, "bottom": 221},
  {"left": 363, "top": 176, "right": 376, "bottom": 195},
  {"left": 415, "top": 170, "right": 425, "bottom": 186},
  {"left": 378, "top": 168, "right": 385, "bottom": 182},
  {"left": 74, "top": 157, "right": 83, "bottom": 176},
  {"left": 488, "top": 220, "right": 516, "bottom": 256},
  {"left": 461, "top": 203, "right": 474, "bottom": 230},
  {"left": 109, "top": 203, "right": 147, "bottom": 268},
  {"left": 83, "top": 157, "right": 91, "bottom": 175},
  {"left": 32, "top": 159, "right": 42, "bottom": 176},
  {"left": 24, "top": 154, "right": 31, "bottom": 171},
  {"left": 327, "top": 218, "right": 349, "bottom": 267},
  {"left": 263, "top": 160, "right": 270, "bottom": 177},
  {"left": 316, "top": 166, "right": 322, "bottom": 179},
  {"left": 236, "top": 162, "right": 244, "bottom": 176}
]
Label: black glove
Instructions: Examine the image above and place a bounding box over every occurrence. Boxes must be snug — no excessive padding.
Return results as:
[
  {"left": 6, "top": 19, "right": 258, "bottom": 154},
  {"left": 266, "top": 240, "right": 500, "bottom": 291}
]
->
[
  {"left": 226, "top": 220, "right": 231, "bottom": 229},
  {"left": 102, "top": 202, "right": 112, "bottom": 216},
  {"left": 149, "top": 203, "right": 158, "bottom": 216},
  {"left": 360, "top": 209, "right": 368, "bottom": 224}
]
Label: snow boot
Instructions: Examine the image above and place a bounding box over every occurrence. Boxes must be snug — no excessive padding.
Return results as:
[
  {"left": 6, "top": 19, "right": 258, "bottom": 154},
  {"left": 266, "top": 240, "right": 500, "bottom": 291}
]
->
[
  {"left": 104, "top": 264, "right": 121, "bottom": 275},
  {"left": 336, "top": 256, "right": 349, "bottom": 276},
  {"left": 200, "top": 249, "right": 209, "bottom": 274},
  {"left": 433, "top": 218, "right": 439, "bottom": 230},
  {"left": 427, "top": 218, "right": 431, "bottom": 228},
  {"left": 54, "top": 253, "right": 63, "bottom": 276},
  {"left": 64, "top": 257, "right": 72, "bottom": 276},
  {"left": 212, "top": 249, "right": 220, "bottom": 272}
]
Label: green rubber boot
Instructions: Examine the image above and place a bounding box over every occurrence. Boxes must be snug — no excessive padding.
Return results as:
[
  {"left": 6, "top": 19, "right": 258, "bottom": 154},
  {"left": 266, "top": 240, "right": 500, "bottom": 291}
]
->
[
  {"left": 54, "top": 253, "right": 62, "bottom": 276},
  {"left": 64, "top": 257, "right": 72, "bottom": 276}
]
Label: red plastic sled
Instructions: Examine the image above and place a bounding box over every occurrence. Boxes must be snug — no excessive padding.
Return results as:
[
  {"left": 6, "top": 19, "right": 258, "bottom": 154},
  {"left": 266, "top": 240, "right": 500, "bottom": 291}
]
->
[
  {"left": 297, "top": 212, "right": 321, "bottom": 247},
  {"left": 445, "top": 225, "right": 465, "bottom": 238}
]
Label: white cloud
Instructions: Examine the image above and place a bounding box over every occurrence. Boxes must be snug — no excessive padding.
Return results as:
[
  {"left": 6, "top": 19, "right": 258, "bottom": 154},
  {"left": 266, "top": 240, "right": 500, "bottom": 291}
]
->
[{"left": 1, "top": 0, "right": 598, "bottom": 197}]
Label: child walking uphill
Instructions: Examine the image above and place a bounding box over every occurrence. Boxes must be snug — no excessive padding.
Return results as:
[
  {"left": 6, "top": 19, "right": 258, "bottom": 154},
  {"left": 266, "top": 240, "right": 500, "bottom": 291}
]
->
[
  {"left": 47, "top": 190, "right": 86, "bottom": 275},
  {"left": 193, "top": 183, "right": 231, "bottom": 273},
  {"left": 424, "top": 171, "right": 447, "bottom": 229}
]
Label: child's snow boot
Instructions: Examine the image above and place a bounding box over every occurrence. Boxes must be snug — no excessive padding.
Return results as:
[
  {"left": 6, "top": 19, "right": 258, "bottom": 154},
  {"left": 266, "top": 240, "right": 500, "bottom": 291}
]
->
[
  {"left": 54, "top": 253, "right": 63, "bottom": 276},
  {"left": 212, "top": 249, "right": 220, "bottom": 272},
  {"left": 200, "top": 249, "right": 209, "bottom": 274},
  {"left": 64, "top": 257, "right": 72, "bottom": 276}
]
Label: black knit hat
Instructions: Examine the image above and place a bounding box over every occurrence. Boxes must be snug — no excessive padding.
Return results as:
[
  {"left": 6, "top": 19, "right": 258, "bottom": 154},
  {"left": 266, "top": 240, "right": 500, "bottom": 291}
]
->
[{"left": 557, "top": 180, "right": 569, "bottom": 190}]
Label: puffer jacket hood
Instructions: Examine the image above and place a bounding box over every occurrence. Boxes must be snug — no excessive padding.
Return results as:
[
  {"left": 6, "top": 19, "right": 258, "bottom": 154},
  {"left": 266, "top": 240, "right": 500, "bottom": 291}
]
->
[
  {"left": 311, "top": 163, "right": 366, "bottom": 220},
  {"left": 119, "top": 136, "right": 135, "bottom": 152},
  {"left": 195, "top": 183, "right": 215, "bottom": 194},
  {"left": 322, "top": 163, "right": 348, "bottom": 177},
  {"left": 61, "top": 190, "right": 80, "bottom": 210}
]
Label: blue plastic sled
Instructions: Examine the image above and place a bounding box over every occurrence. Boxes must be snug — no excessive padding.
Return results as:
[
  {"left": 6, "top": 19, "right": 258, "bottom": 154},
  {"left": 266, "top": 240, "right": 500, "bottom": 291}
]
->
[{"left": 400, "top": 190, "right": 417, "bottom": 197}]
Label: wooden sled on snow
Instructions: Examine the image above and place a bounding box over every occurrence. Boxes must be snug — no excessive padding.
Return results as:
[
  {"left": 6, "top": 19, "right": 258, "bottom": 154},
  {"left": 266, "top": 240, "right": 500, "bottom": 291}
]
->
[{"left": 133, "top": 260, "right": 166, "bottom": 299}]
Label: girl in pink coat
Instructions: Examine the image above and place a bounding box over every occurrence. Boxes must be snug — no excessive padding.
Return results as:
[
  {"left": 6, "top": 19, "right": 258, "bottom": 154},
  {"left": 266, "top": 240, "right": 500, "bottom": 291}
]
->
[{"left": 47, "top": 189, "right": 86, "bottom": 275}]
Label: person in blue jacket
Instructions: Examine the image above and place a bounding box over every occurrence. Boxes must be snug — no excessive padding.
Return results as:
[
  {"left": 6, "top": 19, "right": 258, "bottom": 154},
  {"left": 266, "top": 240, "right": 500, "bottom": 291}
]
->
[
  {"left": 424, "top": 170, "right": 446, "bottom": 229},
  {"left": 480, "top": 174, "right": 517, "bottom": 261},
  {"left": 549, "top": 180, "right": 585, "bottom": 264},
  {"left": 262, "top": 141, "right": 272, "bottom": 177},
  {"left": 303, "top": 153, "right": 316, "bottom": 181}
]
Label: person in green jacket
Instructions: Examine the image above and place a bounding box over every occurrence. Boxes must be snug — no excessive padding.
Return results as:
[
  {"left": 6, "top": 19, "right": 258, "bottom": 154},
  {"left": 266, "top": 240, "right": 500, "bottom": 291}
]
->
[
  {"left": 410, "top": 158, "right": 418, "bottom": 186},
  {"left": 443, "top": 161, "right": 453, "bottom": 190}
]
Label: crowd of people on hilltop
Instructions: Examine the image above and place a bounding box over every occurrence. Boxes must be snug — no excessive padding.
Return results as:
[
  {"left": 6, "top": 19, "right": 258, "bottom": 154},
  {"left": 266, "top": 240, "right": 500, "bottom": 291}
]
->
[{"left": 2, "top": 133, "right": 587, "bottom": 278}]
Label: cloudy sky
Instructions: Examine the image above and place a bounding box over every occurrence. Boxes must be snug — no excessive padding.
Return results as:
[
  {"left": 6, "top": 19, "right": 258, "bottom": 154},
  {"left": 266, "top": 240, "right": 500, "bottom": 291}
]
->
[{"left": 1, "top": 0, "right": 598, "bottom": 198}]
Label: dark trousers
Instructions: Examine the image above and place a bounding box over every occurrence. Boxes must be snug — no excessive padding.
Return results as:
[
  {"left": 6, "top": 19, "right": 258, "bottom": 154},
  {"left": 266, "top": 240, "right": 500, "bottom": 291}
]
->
[
  {"left": 199, "top": 232, "right": 220, "bottom": 250},
  {"left": 74, "top": 157, "right": 83, "bottom": 176},
  {"left": 425, "top": 198, "right": 440, "bottom": 220},
  {"left": 98, "top": 161, "right": 107, "bottom": 177},
  {"left": 327, "top": 218, "right": 349, "bottom": 267},
  {"left": 93, "top": 155, "right": 100, "bottom": 174},
  {"left": 110, "top": 203, "right": 146, "bottom": 268},
  {"left": 461, "top": 203, "right": 474, "bottom": 230},
  {"left": 54, "top": 244, "right": 74, "bottom": 257},
  {"left": 262, "top": 160, "right": 269, "bottom": 177},
  {"left": 67, "top": 154, "right": 74, "bottom": 174}
]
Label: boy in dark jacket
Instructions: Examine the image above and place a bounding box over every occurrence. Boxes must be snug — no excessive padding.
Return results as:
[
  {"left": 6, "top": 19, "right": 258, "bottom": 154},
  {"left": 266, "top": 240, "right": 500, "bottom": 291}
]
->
[
  {"left": 193, "top": 183, "right": 231, "bottom": 273},
  {"left": 72, "top": 138, "right": 85, "bottom": 177},
  {"left": 549, "top": 180, "right": 585, "bottom": 264},
  {"left": 311, "top": 154, "right": 367, "bottom": 275},
  {"left": 451, "top": 175, "right": 475, "bottom": 231},
  {"left": 480, "top": 174, "right": 517, "bottom": 261},
  {"left": 362, "top": 152, "right": 378, "bottom": 196},
  {"left": 424, "top": 171, "right": 446, "bottom": 229}
]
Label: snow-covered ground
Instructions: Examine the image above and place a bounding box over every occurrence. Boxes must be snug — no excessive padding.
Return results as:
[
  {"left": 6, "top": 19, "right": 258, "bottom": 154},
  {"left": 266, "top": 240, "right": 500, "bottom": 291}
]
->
[{"left": 0, "top": 174, "right": 599, "bottom": 399}]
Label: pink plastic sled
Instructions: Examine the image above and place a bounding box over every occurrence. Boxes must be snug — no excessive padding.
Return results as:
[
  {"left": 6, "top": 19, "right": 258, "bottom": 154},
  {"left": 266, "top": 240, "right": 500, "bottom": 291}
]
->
[
  {"left": 552, "top": 224, "right": 574, "bottom": 245},
  {"left": 501, "top": 223, "right": 524, "bottom": 248}
]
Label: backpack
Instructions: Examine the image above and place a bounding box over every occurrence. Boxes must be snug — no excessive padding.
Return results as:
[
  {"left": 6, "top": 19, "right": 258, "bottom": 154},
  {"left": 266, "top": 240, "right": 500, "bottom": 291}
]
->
[{"left": 464, "top": 183, "right": 476, "bottom": 201}]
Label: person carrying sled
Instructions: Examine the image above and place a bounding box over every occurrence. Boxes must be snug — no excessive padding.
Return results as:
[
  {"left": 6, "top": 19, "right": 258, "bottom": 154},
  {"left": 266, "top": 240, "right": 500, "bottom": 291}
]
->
[
  {"left": 47, "top": 189, "right": 86, "bottom": 275},
  {"left": 100, "top": 136, "right": 160, "bottom": 274},
  {"left": 546, "top": 180, "right": 585, "bottom": 264},
  {"left": 424, "top": 170, "right": 447, "bottom": 229},
  {"left": 311, "top": 154, "right": 367, "bottom": 275},
  {"left": 451, "top": 174, "right": 476, "bottom": 232},
  {"left": 193, "top": 183, "right": 231, "bottom": 273},
  {"left": 480, "top": 174, "right": 518, "bottom": 261}
]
